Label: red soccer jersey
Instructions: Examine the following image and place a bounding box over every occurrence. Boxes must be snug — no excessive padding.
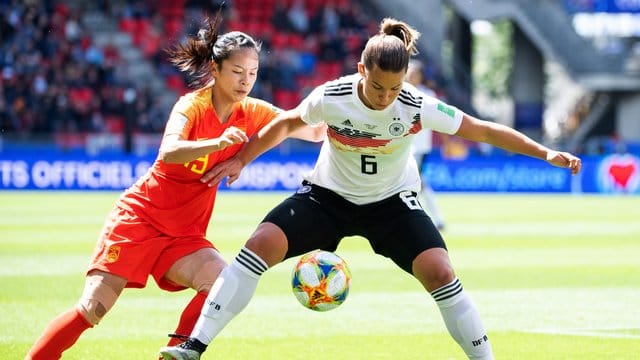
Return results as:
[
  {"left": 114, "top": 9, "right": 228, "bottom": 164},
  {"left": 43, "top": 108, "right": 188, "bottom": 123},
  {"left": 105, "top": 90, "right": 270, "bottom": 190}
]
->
[{"left": 116, "top": 87, "right": 279, "bottom": 237}]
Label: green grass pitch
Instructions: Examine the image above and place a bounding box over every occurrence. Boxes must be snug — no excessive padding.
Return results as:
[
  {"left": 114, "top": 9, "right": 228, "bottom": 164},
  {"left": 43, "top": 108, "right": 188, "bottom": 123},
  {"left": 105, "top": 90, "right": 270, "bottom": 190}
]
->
[{"left": 1, "top": 191, "right": 639, "bottom": 359}]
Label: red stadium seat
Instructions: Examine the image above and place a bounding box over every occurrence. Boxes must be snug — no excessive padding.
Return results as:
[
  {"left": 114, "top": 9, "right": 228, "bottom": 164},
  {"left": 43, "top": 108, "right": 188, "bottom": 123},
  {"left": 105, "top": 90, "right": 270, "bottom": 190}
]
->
[
  {"left": 105, "top": 115, "right": 125, "bottom": 133},
  {"left": 119, "top": 17, "right": 136, "bottom": 33}
]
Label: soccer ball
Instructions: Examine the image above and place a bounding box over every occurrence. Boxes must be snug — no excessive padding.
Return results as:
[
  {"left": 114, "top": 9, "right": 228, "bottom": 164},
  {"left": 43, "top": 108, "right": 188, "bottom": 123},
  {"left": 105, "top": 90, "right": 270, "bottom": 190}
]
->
[{"left": 291, "top": 250, "right": 351, "bottom": 312}]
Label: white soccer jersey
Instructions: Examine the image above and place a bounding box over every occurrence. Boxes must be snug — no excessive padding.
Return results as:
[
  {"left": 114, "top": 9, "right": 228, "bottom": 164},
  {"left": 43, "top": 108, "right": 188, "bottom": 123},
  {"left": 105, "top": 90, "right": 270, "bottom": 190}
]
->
[{"left": 299, "top": 73, "right": 463, "bottom": 205}]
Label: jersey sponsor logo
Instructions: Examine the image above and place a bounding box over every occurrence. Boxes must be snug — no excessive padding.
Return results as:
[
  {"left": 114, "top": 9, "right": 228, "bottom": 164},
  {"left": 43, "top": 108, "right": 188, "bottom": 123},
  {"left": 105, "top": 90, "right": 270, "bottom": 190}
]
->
[
  {"left": 106, "top": 245, "right": 121, "bottom": 263},
  {"left": 388, "top": 122, "right": 405, "bottom": 136},
  {"left": 437, "top": 103, "right": 456, "bottom": 118},
  {"left": 297, "top": 184, "right": 312, "bottom": 194}
]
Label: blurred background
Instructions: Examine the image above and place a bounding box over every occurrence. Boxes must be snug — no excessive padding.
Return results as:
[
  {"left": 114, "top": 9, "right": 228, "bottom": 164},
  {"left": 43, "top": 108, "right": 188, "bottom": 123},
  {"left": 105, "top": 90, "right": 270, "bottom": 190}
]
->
[{"left": 1, "top": 0, "right": 639, "bottom": 194}]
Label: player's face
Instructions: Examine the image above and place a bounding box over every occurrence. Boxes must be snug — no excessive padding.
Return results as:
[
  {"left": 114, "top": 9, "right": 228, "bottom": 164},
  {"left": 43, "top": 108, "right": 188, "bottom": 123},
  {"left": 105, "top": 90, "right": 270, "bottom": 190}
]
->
[
  {"left": 213, "top": 48, "right": 259, "bottom": 102},
  {"left": 357, "top": 63, "right": 404, "bottom": 111}
]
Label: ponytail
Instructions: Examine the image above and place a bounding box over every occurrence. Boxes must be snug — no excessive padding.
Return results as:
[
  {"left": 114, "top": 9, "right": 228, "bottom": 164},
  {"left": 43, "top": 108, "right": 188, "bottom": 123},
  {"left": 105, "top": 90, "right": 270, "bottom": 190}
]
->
[
  {"left": 166, "top": 10, "right": 262, "bottom": 89},
  {"left": 361, "top": 18, "right": 421, "bottom": 73},
  {"left": 166, "top": 13, "right": 223, "bottom": 88}
]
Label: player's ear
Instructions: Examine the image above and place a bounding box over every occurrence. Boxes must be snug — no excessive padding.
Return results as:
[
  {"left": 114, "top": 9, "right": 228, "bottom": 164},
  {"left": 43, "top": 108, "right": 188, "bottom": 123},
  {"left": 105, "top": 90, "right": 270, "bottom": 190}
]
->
[
  {"left": 211, "top": 60, "right": 220, "bottom": 77},
  {"left": 357, "top": 62, "right": 365, "bottom": 77}
]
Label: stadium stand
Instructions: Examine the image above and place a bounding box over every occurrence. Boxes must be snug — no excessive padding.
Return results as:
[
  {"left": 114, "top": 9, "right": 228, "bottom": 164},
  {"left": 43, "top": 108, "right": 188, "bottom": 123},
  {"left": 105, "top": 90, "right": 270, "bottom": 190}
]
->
[
  {"left": 8, "top": 0, "right": 635, "bottom": 155},
  {"left": 0, "top": 0, "right": 382, "bottom": 146}
]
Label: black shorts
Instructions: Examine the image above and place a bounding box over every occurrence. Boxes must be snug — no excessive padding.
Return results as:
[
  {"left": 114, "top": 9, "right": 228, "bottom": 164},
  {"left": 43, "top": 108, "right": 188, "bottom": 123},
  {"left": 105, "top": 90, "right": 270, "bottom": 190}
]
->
[{"left": 261, "top": 181, "right": 446, "bottom": 274}]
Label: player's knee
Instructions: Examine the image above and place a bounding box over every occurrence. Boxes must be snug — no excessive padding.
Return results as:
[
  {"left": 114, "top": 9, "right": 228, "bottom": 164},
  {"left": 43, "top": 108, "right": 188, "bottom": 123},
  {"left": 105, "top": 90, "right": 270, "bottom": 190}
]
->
[
  {"left": 76, "top": 279, "right": 120, "bottom": 325},
  {"left": 418, "top": 269, "right": 455, "bottom": 293},
  {"left": 246, "top": 222, "right": 287, "bottom": 267},
  {"left": 77, "top": 299, "right": 108, "bottom": 325},
  {"left": 429, "top": 266, "right": 455, "bottom": 287},
  {"left": 195, "top": 284, "right": 212, "bottom": 294},
  {"left": 412, "top": 249, "right": 455, "bottom": 291}
]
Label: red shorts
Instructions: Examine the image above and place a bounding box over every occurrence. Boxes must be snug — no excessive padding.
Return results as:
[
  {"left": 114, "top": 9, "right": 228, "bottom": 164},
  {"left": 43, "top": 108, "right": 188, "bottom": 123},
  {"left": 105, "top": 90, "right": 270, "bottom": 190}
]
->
[{"left": 88, "top": 206, "right": 215, "bottom": 291}]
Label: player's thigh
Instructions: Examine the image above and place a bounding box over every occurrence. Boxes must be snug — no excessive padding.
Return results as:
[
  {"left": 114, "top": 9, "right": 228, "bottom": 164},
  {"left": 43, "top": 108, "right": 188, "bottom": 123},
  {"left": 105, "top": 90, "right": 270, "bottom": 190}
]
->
[
  {"left": 366, "top": 196, "right": 446, "bottom": 274},
  {"left": 262, "top": 193, "right": 343, "bottom": 261}
]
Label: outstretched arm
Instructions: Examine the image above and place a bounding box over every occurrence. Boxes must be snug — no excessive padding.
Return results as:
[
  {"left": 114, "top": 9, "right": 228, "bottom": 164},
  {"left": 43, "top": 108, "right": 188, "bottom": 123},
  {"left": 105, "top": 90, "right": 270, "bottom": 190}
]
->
[
  {"left": 200, "top": 108, "right": 313, "bottom": 186},
  {"left": 454, "top": 114, "right": 582, "bottom": 175}
]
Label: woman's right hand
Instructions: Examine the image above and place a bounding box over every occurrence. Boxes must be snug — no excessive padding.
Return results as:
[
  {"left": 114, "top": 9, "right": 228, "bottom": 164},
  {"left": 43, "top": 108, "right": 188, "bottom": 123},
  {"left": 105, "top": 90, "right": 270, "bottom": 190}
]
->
[{"left": 216, "top": 126, "right": 249, "bottom": 151}]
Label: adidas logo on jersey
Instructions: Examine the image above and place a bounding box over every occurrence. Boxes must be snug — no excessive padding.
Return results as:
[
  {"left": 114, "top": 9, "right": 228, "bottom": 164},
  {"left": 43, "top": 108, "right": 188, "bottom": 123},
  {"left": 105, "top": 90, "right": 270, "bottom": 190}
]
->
[{"left": 341, "top": 119, "right": 354, "bottom": 127}]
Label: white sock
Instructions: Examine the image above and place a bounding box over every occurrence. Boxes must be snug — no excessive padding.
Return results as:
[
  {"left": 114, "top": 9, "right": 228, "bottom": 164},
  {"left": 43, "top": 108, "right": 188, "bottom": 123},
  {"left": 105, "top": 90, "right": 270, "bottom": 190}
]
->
[
  {"left": 432, "top": 278, "right": 493, "bottom": 359},
  {"left": 191, "top": 247, "right": 268, "bottom": 345}
]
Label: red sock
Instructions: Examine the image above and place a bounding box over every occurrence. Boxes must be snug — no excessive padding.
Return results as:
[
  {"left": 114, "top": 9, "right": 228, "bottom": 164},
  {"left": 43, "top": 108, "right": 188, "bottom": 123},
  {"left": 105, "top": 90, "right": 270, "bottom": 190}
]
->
[
  {"left": 26, "top": 307, "right": 93, "bottom": 360},
  {"left": 166, "top": 291, "right": 208, "bottom": 346}
]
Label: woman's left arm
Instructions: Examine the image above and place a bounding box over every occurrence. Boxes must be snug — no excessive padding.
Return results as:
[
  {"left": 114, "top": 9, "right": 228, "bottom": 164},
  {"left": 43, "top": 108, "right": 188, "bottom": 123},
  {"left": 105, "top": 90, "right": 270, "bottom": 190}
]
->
[{"left": 454, "top": 114, "right": 582, "bottom": 175}]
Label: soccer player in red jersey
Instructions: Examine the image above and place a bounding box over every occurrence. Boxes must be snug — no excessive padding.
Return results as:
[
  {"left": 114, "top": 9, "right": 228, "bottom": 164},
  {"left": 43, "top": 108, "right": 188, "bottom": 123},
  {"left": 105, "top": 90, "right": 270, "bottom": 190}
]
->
[{"left": 25, "top": 13, "right": 323, "bottom": 360}]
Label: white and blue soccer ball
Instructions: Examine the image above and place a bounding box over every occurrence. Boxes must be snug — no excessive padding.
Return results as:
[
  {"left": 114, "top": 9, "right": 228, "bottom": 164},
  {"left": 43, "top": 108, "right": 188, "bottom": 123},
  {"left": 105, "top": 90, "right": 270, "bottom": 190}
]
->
[{"left": 291, "top": 250, "right": 352, "bottom": 312}]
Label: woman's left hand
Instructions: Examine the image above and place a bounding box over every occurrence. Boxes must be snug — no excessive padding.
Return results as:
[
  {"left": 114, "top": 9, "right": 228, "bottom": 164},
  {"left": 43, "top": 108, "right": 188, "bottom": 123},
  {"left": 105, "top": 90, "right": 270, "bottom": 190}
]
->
[
  {"left": 200, "top": 156, "right": 244, "bottom": 187},
  {"left": 546, "top": 151, "right": 582, "bottom": 175}
]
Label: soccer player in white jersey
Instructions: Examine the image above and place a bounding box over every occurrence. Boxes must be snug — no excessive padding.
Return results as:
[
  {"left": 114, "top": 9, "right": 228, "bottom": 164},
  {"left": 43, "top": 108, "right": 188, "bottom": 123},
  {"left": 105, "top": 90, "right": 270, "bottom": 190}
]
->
[
  {"left": 406, "top": 58, "right": 446, "bottom": 230},
  {"left": 160, "top": 18, "right": 582, "bottom": 360}
]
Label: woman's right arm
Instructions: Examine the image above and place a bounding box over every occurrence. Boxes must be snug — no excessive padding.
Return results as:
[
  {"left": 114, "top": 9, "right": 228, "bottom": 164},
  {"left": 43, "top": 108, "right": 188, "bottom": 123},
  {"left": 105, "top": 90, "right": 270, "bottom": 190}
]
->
[{"left": 158, "top": 113, "right": 249, "bottom": 164}]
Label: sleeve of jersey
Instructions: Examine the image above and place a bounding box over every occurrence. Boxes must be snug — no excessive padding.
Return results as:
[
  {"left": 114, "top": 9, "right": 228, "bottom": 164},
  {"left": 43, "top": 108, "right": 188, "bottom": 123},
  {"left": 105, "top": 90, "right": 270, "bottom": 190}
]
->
[
  {"left": 421, "top": 97, "right": 464, "bottom": 135},
  {"left": 298, "top": 86, "right": 325, "bottom": 126},
  {"left": 249, "top": 99, "right": 281, "bottom": 134},
  {"left": 169, "top": 94, "right": 201, "bottom": 137}
]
